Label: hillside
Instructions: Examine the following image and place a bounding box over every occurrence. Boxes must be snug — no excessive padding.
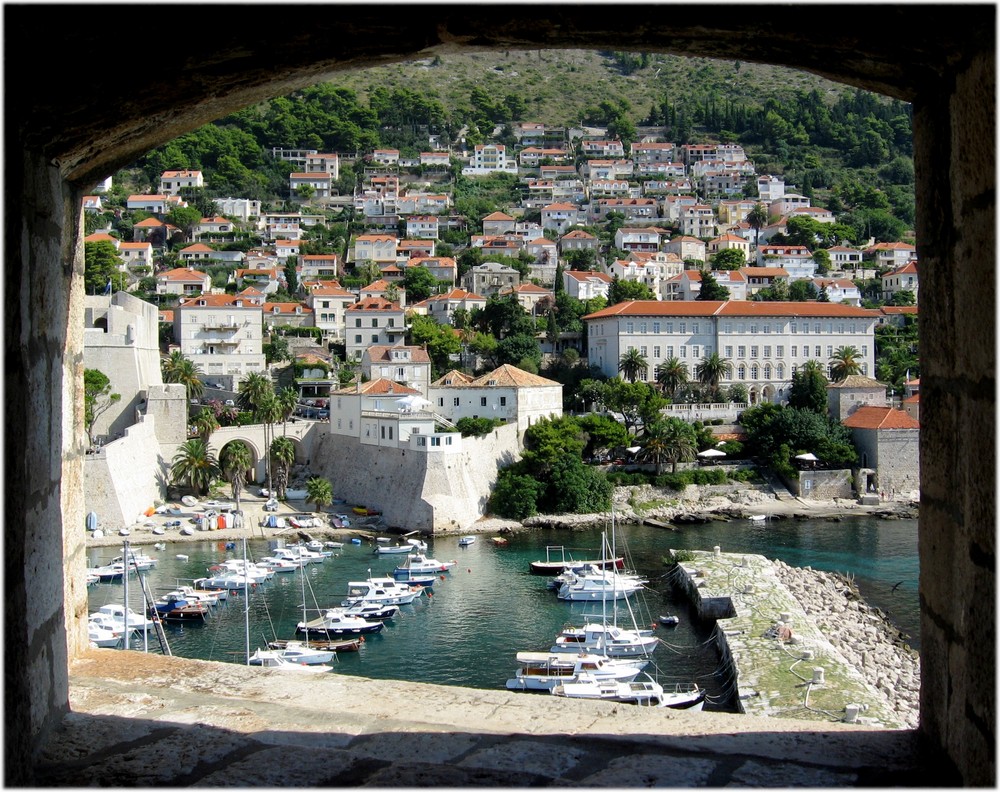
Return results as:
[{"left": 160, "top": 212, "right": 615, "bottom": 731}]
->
[{"left": 326, "top": 49, "right": 853, "bottom": 130}]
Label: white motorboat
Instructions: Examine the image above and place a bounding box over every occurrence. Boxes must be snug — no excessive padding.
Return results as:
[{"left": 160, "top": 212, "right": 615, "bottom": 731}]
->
[
  {"left": 342, "top": 576, "right": 424, "bottom": 607},
  {"left": 250, "top": 641, "right": 336, "bottom": 666},
  {"left": 92, "top": 603, "right": 157, "bottom": 634},
  {"left": 373, "top": 543, "right": 414, "bottom": 556},
  {"left": 160, "top": 585, "right": 224, "bottom": 607},
  {"left": 210, "top": 559, "right": 273, "bottom": 582},
  {"left": 392, "top": 553, "right": 457, "bottom": 577},
  {"left": 247, "top": 648, "right": 334, "bottom": 673},
  {"left": 550, "top": 622, "right": 660, "bottom": 658},
  {"left": 458, "top": 536, "right": 476, "bottom": 546},
  {"left": 195, "top": 571, "right": 256, "bottom": 592},
  {"left": 556, "top": 568, "right": 647, "bottom": 601},
  {"left": 551, "top": 674, "right": 705, "bottom": 710},
  {"left": 257, "top": 556, "right": 300, "bottom": 573},
  {"left": 505, "top": 652, "right": 647, "bottom": 692},
  {"left": 111, "top": 551, "right": 158, "bottom": 570},
  {"left": 88, "top": 621, "right": 127, "bottom": 648}
]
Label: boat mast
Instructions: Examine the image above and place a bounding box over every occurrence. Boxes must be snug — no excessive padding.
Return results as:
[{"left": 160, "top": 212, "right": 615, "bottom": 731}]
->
[
  {"left": 122, "top": 540, "right": 129, "bottom": 650},
  {"left": 243, "top": 537, "right": 250, "bottom": 665}
]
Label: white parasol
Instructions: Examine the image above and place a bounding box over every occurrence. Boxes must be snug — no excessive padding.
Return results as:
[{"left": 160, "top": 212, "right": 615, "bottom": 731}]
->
[
  {"left": 697, "top": 448, "right": 727, "bottom": 458},
  {"left": 794, "top": 452, "right": 819, "bottom": 462},
  {"left": 396, "top": 394, "right": 432, "bottom": 413}
]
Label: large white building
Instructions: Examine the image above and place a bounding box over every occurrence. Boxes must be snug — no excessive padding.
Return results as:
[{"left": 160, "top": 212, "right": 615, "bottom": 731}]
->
[
  {"left": 584, "top": 300, "right": 880, "bottom": 404},
  {"left": 172, "top": 293, "right": 266, "bottom": 389}
]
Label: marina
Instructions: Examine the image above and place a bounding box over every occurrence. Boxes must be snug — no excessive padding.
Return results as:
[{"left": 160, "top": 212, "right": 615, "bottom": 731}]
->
[{"left": 86, "top": 515, "right": 919, "bottom": 717}]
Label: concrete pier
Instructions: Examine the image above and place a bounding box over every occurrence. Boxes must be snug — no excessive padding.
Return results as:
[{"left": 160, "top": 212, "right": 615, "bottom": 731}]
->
[{"left": 669, "top": 549, "right": 912, "bottom": 728}]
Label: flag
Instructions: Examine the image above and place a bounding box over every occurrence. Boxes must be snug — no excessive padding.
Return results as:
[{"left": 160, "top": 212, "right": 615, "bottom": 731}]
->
[{"left": 103, "top": 277, "right": 112, "bottom": 295}]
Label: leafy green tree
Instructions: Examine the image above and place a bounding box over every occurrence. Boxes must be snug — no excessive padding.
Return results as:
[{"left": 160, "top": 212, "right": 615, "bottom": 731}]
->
[
  {"left": 540, "top": 455, "right": 613, "bottom": 513},
  {"left": 608, "top": 276, "right": 656, "bottom": 305},
  {"left": 170, "top": 439, "right": 221, "bottom": 496},
  {"left": 574, "top": 413, "right": 630, "bottom": 458},
  {"left": 788, "top": 360, "right": 829, "bottom": 413},
  {"left": 84, "top": 240, "right": 127, "bottom": 295},
  {"left": 305, "top": 476, "right": 333, "bottom": 513},
  {"left": 697, "top": 270, "right": 730, "bottom": 300},
  {"left": 403, "top": 265, "right": 439, "bottom": 302},
  {"left": 455, "top": 417, "right": 505, "bottom": 437},
  {"left": 166, "top": 206, "right": 202, "bottom": 239},
  {"left": 575, "top": 378, "right": 609, "bottom": 412},
  {"left": 496, "top": 333, "right": 541, "bottom": 370},
  {"left": 618, "top": 347, "right": 648, "bottom": 383},
  {"left": 695, "top": 352, "right": 733, "bottom": 399},
  {"left": 220, "top": 440, "right": 253, "bottom": 513},
  {"left": 654, "top": 357, "right": 688, "bottom": 398},
  {"left": 602, "top": 378, "right": 667, "bottom": 436},
  {"left": 891, "top": 289, "right": 916, "bottom": 306},
  {"left": 83, "top": 368, "right": 121, "bottom": 447},
  {"left": 489, "top": 470, "right": 543, "bottom": 519},
  {"left": 727, "top": 382, "right": 750, "bottom": 404},
  {"left": 710, "top": 248, "right": 746, "bottom": 271},
  {"left": 473, "top": 294, "right": 534, "bottom": 339},
  {"left": 830, "top": 345, "right": 863, "bottom": 381},
  {"left": 161, "top": 351, "right": 205, "bottom": 400},
  {"left": 788, "top": 280, "right": 819, "bottom": 301},
  {"left": 277, "top": 386, "right": 299, "bottom": 434},
  {"left": 408, "top": 314, "right": 461, "bottom": 376},
  {"left": 263, "top": 334, "right": 291, "bottom": 365}
]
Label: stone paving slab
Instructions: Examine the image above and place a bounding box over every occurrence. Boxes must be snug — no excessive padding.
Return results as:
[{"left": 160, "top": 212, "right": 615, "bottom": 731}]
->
[{"left": 29, "top": 649, "right": 933, "bottom": 787}]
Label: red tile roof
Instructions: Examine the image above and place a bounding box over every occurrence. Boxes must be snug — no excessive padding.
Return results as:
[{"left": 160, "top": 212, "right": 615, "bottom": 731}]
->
[{"left": 842, "top": 406, "right": 920, "bottom": 430}]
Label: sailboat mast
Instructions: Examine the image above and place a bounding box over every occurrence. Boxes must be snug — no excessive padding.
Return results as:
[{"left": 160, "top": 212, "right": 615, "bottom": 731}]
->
[
  {"left": 243, "top": 538, "right": 250, "bottom": 665},
  {"left": 122, "top": 540, "right": 129, "bottom": 650}
]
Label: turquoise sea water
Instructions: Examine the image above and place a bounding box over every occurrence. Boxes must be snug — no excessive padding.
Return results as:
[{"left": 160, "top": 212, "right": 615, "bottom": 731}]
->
[{"left": 87, "top": 515, "right": 919, "bottom": 713}]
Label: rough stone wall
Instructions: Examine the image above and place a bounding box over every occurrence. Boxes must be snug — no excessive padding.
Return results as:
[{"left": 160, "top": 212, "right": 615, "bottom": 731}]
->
[
  {"left": 873, "top": 431, "right": 919, "bottom": 495},
  {"left": 795, "top": 469, "right": 853, "bottom": 500},
  {"left": 308, "top": 422, "right": 521, "bottom": 532},
  {"left": 84, "top": 417, "right": 170, "bottom": 529},
  {"left": 913, "top": 46, "right": 995, "bottom": 785}
]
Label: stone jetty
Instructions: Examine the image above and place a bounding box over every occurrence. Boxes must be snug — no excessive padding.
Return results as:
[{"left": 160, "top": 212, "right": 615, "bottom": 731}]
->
[{"left": 670, "top": 548, "right": 919, "bottom": 729}]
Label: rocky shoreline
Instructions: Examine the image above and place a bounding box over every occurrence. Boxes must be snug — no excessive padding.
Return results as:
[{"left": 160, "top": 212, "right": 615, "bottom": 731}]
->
[{"left": 772, "top": 559, "right": 920, "bottom": 729}]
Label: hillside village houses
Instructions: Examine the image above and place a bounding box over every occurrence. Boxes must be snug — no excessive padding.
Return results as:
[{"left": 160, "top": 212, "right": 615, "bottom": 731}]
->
[{"left": 80, "top": 120, "right": 920, "bottom": 526}]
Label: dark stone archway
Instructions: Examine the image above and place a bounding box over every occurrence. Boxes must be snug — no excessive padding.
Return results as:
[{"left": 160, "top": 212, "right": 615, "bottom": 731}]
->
[{"left": 6, "top": 6, "right": 994, "bottom": 786}]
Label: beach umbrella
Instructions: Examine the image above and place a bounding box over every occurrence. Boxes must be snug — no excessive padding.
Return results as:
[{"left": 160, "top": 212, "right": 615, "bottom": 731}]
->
[
  {"left": 794, "top": 452, "right": 819, "bottom": 462},
  {"left": 697, "top": 448, "right": 727, "bottom": 458},
  {"left": 625, "top": 446, "right": 642, "bottom": 455}
]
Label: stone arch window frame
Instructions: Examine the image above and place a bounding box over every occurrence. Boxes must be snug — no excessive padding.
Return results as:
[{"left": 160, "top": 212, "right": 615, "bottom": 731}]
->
[{"left": 7, "top": 11, "right": 993, "bottom": 787}]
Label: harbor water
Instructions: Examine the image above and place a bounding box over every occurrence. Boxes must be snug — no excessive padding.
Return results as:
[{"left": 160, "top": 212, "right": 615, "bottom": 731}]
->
[{"left": 87, "top": 515, "right": 919, "bottom": 713}]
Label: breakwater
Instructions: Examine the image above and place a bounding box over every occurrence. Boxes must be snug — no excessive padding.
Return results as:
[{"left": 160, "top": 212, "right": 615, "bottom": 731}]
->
[{"left": 670, "top": 548, "right": 919, "bottom": 729}]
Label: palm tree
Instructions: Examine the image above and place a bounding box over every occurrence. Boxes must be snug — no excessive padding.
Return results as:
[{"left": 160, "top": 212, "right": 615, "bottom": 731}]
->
[
  {"left": 162, "top": 351, "right": 205, "bottom": 401},
  {"left": 305, "top": 476, "right": 333, "bottom": 514},
  {"left": 277, "top": 386, "right": 299, "bottom": 434},
  {"left": 220, "top": 440, "right": 253, "bottom": 514},
  {"left": 255, "top": 392, "right": 283, "bottom": 495},
  {"left": 830, "top": 345, "right": 863, "bottom": 381},
  {"left": 747, "top": 202, "right": 769, "bottom": 263},
  {"left": 270, "top": 436, "right": 296, "bottom": 501},
  {"left": 645, "top": 418, "right": 698, "bottom": 474},
  {"left": 618, "top": 348, "right": 648, "bottom": 383},
  {"left": 191, "top": 407, "right": 219, "bottom": 443},
  {"left": 655, "top": 357, "right": 688, "bottom": 398},
  {"left": 695, "top": 352, "right": 733, "bottom": 399},
  {"left": 237, "top": 371, "right": 273, "bottom": 413},
  {"left": 170, "top": 438, "right": 221, "bottom": 496}
]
